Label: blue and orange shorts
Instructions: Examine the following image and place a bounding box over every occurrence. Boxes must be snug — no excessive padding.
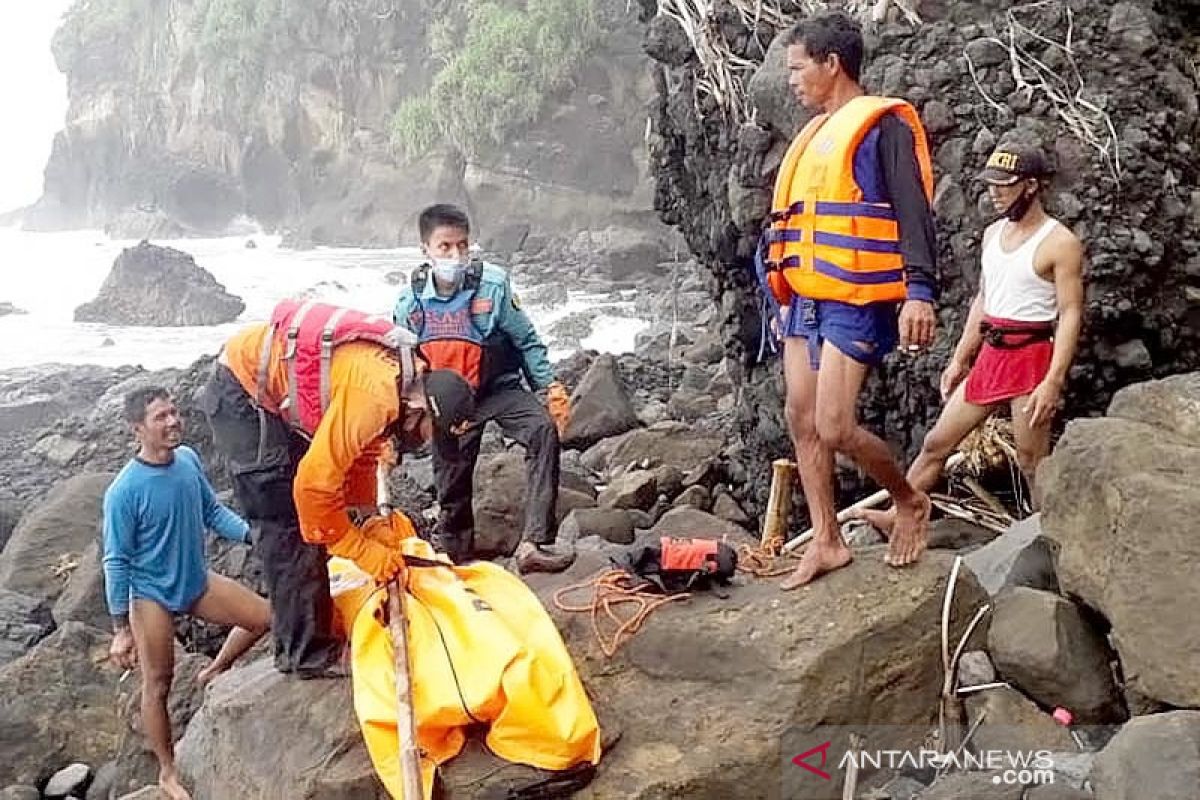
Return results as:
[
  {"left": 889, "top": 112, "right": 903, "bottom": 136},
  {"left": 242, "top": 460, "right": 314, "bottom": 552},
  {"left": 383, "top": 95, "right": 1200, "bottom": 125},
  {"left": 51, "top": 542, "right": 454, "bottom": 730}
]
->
[{"left": 783, "top": 296, "right": 900, "bottom": 370}]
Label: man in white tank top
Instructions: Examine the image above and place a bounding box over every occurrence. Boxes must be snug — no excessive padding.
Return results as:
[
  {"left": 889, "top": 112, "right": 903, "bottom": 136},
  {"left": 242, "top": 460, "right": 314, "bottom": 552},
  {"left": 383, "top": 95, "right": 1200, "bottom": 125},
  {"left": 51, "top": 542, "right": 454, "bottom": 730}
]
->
[{"left": 858, "top": 143, "right": 1084, "bottom": 538}]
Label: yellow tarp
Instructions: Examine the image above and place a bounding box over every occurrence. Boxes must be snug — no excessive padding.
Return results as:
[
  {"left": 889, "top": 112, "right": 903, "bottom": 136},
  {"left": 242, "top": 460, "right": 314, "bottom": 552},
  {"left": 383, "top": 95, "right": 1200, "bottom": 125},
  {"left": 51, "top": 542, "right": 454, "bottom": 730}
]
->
[{"left": 329, "top": 518, "right": 600, "bottom": 800}]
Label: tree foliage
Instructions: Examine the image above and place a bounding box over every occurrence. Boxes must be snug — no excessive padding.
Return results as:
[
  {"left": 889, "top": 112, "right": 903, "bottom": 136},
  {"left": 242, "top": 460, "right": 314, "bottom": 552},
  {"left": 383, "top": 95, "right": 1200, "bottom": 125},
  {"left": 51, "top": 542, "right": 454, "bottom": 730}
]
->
[{"left": 390, "top": 0, "right": 601, "bottom": 160}]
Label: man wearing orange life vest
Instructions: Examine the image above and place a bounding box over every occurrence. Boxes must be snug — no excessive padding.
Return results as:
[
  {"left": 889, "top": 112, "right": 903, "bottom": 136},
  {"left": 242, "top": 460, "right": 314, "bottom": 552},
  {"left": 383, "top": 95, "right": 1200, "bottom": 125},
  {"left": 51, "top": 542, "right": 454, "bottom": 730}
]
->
[
  {"left": 858, "top": 142, "right": 1084, "bottom": 534},
  {"left": 762, "top": 13, "right": 939, "bottom": 589},
  {"left": 201, "top": 301, "right": 474, "bottom": 679}
]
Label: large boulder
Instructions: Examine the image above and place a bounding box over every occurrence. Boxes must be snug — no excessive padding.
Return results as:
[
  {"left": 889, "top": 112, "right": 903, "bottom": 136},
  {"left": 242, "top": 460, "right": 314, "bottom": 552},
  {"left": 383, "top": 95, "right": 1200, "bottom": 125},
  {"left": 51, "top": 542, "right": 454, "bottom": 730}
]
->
[
  {"left": 561, "top": 354, "right": 641, "bottom": 450},
  {"left": 177, "top": 658, "right": 385, "bottom": 799},
  {"left": 1089, "top": 711, "right": 1200, "bottom": 800},
  {"left": 580, "top": 421, "right": 724, "bottom": 477},
  {"left": 987, "top": 588, "right": 1124, "bottom": 724},
  {"left": 470, "top": 451, "right": 593, "bottom": 557},
  {"left": 73, "top": 242, "right": 244, "bottom": 326},
  {"left": 0, "top": 473, "right": 113, "bottom": 605},
  {"left": 963, "top": 515, "right": 1058, "bottom": 597},
  {"left": 0, "top": 622, "right": 122, "bottom": 786},
  {"left": 521, "top": 548, "right": 989, "bottom": 798},
  {"left": 1039, "top": 374, "right": 1200, "bottom": 707}
]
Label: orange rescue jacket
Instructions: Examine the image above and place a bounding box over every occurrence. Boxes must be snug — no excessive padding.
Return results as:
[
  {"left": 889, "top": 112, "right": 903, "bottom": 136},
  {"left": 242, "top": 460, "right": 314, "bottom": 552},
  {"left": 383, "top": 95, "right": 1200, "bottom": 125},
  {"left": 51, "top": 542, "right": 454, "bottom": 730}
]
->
[
  {"left": 764, "top": 95, "right": 934, "bottom": 306},
  {"left": 221, "top": 307, "right": 418, "bottom": 547}
]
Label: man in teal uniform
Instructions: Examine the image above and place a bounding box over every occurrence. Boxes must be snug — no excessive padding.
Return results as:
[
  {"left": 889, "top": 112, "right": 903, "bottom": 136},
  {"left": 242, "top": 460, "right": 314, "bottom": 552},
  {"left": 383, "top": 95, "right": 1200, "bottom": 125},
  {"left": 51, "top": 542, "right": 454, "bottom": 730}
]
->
[{"left": 393, "top": 204, "right": 574, "bottom": 574}]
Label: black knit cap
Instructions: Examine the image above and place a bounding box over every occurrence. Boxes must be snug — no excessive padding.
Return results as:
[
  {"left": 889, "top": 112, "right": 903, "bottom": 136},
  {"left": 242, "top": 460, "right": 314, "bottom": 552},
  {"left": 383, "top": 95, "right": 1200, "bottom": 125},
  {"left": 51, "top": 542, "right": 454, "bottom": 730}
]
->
[{"left": 423, "top": 369, "right": 475, "bottom": 435}]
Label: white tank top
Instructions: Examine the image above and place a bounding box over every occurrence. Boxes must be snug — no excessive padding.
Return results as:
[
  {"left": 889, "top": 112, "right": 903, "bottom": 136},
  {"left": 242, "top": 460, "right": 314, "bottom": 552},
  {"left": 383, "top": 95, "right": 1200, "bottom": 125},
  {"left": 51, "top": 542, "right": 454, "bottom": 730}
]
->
[{"left": 980, "top": 217, "right": 1060, "bottom": 321}]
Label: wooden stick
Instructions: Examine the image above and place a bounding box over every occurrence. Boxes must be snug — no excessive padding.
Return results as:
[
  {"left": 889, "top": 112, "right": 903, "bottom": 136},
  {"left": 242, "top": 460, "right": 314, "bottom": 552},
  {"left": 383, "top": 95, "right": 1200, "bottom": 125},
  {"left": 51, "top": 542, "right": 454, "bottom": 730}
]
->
[
  {"left": 782, "top": 453, "right": 966, "bottom": 555},
  {"left": 762, "top": 459, "right": 796, "bottom": 554},
  {"left": 377, "top": 463, "right": 423, "bottom": 800}
]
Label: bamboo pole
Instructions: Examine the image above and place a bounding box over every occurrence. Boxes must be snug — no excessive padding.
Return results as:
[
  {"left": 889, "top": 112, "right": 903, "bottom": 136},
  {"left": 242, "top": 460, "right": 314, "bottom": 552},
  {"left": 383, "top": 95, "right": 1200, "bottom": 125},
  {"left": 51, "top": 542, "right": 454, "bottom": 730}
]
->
[
  {"left": 377, "top": 463, "right": 423, "bottom": 800},
  {"left": 761, "top": 459, "right": 796, "bottom": 555}
]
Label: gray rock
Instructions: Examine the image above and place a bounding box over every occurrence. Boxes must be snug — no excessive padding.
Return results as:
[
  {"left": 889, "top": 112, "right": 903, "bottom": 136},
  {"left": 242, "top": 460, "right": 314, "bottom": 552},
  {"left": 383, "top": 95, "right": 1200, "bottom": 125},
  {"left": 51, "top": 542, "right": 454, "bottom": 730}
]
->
[
  {"left": 0, "top": 473, "right": 112, "bottom": 605},
  {"left": 651, "top": 465, "right": 683, "bottom": 501},
  {"left": 561, "top": 354, "right": 641, "bottom": 450},
  {"left": 44, "top": 763, "right": 90, "bottom": 798},
  {"left": 1107, "top": 2, "right": 1159, "bottom": 55},
  {"left": 30, "top": 434, "right": 88, "bottom": 467},
  {"left": 672, "top": 484, "right": 711, "bottom": 511},
  {"left": 0, "top": 623, "right": 122, "bottom": 786},
  {"left": 927, "top": 518, "right": 999, "bottom": 552},
  {"left": 84, "top": 760, "right": 118, "bottom": 800},
  {"left": 0, "top": 787, "right": 40, "bottom": 800},
  {"left": 526, "top": 550, "right": 989, "bottom": 799},
  {"left": 580, "top": 422, "right": 723, "bottom": 476},
  {"left": 559, "top": 508, "right": 635, "bottom": 545},
  {"left": 1040, "top": 379, "right": 1200, "bottom": 707},
  {"left": 921, "top": 100, "right": 957, "bottom": 135},
  {"left": 643, "top": 14, "right": 693, "bottom": 67},
  {"left": 51, "top": 541, "right": 109, "bottom": 631},
  {"left": 964, "top": 37, "right": 1008, "bottom": 67},
  {"left": 963, "top": 515, "right": 1055, "bottom": 596},
  {"left": 0, "top": 397, "right": 68, "bottom": 437},
  {"left": 956, "top": 650, "right": 997, "bottom": 688},
  {"left": 649, "top": 507, "right": 755, "bottom": 545},
  {"left": 988, "top": 588, "right": 1124, "bottom": 724},
  {"left": 964, "top": 686, "right": 1077, "bottom": 753},
  {"left": 177, "top": 658, "right": 382, "bottom": 799},
  {"left": 0, "top": 590, "right": 53, "bottom": 668},
  {"left": 1090, "top": 712, "right": 1200, "bottom": 800},
  {"left": 915, "top": 771, "right": 1023, "bottom": 799},
  {"left": 74, "top": 242, "right": 244, "bottom": 326},
  {"left": 710, "top": 493, "right": 751, "bottom": 528},
  {"left": 598, "top": 470, "right": 658, "bottom": 511}
]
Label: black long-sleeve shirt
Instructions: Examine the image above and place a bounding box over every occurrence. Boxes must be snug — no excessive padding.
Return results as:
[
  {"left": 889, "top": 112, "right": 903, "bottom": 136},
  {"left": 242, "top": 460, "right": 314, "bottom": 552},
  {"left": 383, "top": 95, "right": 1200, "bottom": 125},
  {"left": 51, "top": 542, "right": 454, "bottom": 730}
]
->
[{"left": 877, "top": 113, "right": 939, "bottom": 302}]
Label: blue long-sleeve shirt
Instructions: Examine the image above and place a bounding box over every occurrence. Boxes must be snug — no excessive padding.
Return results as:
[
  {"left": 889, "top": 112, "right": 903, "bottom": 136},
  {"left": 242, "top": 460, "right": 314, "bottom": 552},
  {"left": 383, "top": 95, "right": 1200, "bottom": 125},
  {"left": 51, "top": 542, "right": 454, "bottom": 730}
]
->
[{"left": 101, "top": 445, "right": 249, "bottom": 621}]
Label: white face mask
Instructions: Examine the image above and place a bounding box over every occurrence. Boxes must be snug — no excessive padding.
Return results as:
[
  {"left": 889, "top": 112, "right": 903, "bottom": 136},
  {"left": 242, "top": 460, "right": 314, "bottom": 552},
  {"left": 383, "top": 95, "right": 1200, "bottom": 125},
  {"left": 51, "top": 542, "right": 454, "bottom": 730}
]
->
[{"left": 431, "top": 257, "right": 466, "bottom": 287}]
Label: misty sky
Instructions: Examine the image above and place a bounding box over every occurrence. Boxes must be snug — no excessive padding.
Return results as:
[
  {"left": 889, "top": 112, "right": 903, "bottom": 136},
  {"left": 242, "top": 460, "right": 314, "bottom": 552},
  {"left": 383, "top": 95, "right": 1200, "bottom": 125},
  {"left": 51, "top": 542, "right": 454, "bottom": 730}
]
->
[{"left": 0, "top": 2, "right": 72, "bottom": 214}]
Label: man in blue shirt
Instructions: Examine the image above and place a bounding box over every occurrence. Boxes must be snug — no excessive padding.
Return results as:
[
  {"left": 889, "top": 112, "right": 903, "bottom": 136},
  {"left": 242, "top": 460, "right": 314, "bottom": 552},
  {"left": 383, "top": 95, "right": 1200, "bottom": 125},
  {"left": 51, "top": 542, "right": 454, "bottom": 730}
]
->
[
  {"left": 393, "top": 204, "right": 575, "bottom": 574},
  {"left": 103, "top": 386, "right": 270, "bottom": 800}
]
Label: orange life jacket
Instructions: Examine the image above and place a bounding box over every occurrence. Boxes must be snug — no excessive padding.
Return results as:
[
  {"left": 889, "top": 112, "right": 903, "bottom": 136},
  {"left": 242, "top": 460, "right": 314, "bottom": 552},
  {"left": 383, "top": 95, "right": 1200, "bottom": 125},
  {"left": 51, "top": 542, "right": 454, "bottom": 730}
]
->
[
  {"left": 255, "top": 299, "right": 419, "bottom": 436},
  {"left": 764, "top": 95, "right": 934, "bottom": 306}
]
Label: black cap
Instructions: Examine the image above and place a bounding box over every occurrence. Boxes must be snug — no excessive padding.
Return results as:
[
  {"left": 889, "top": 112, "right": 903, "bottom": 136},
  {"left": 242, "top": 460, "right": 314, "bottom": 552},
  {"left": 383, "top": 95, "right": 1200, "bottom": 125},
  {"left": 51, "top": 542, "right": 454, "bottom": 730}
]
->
[
  {"left": 978, "top": 144, "right": 1054, "bottom": 185},
  {"left": 423, "top": 369, "right": 475, "bottom": 435}
]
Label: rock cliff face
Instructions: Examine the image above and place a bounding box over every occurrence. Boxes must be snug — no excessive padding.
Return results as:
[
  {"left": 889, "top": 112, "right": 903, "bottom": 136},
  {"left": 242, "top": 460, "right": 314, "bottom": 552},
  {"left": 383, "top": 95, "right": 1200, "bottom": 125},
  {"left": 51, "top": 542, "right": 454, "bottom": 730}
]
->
[
  {"left": 29, "top": 0, "right": 659, "bottom": 247},
  {"left": 636, "top": 0, "right": 1200, "bottom": 510}
]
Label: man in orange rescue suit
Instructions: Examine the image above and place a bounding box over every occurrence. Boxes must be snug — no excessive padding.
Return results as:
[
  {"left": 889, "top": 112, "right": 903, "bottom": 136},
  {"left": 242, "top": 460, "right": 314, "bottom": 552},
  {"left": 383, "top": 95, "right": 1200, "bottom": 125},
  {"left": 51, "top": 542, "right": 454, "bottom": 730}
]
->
[
  {"left": 201, "top": 300, "right": 474, "bottom": 678},
  {"left": 761, "top": 12, "right": 939, "bottom": 590},
  {"left": 858, "top": 142, "right": 1084, "bottom": 534},
  {"left": 393, "top": 204, "right": 575, "bottom": 575}
]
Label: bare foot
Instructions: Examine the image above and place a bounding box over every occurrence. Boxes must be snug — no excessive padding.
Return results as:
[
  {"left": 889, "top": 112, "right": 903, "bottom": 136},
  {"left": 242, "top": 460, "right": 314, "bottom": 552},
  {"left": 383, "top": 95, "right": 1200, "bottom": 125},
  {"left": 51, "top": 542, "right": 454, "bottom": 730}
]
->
[
  {"left": 160, "top": 768, "right": 192, "bottom": 800},
  {"left": 851, "top": 506, "right": 897, "bottom": 539},
  {"left": 780, "top": 540, "right": 853, "bottom": 590},
  {"left": 195, "top": 662, "right": 225, "bottom": 689},
  {"left": 885, "top": 493, "right": 931, "bottom": 567}
]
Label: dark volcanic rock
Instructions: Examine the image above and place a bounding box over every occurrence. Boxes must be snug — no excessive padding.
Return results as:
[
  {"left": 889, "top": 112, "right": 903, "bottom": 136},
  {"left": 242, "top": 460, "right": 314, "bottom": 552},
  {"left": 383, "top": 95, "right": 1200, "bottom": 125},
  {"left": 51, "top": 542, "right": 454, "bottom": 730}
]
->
[{"left": 74, "top": 242, "right": 244, "bottom": 326}]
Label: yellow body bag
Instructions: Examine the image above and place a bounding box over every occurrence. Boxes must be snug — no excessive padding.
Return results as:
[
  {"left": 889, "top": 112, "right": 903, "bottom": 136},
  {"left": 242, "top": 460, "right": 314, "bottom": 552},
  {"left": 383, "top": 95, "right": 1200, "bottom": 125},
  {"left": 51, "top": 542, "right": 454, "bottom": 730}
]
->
[{"left": 329, "top": 516, "right": 601, "bottom": 799}]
